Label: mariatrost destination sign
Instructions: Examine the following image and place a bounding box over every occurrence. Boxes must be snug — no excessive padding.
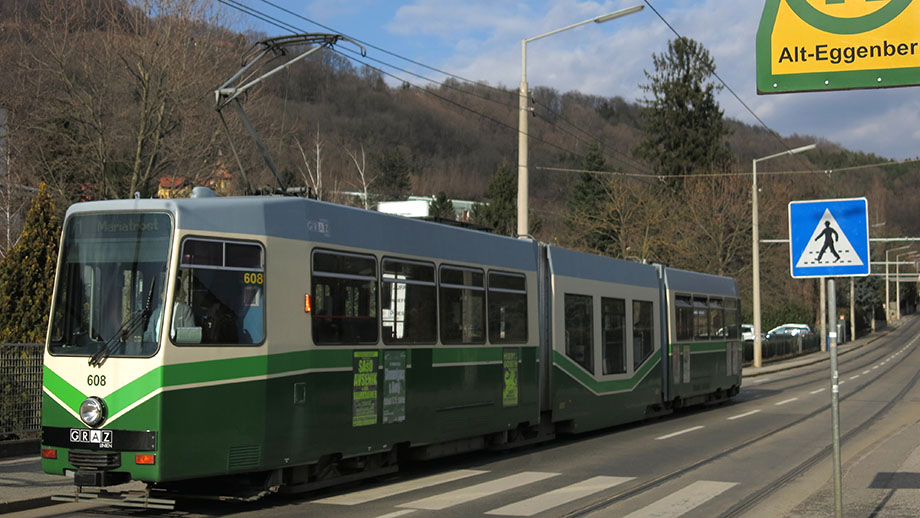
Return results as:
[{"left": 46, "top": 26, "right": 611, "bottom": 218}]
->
[{"left": 757, "top": 0, "right": 920, "bottom": 93}]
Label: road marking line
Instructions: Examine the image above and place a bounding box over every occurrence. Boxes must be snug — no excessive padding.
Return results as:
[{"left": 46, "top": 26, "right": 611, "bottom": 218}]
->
[
  {"left": 485, "top": 476, "right": 634, "bottom": 516},
  {"left": 775, "top": 398, "right": 798, "bottom": 406},
  {"left": 862, "top": 370, "right": 871, "bottom": 375},
  {"left": 752, "top": 378, "right": 771, "bottom": 384},
  {"left": 727, "top": 410, "right": 761, "bottom": 420},
  {"left": 656, "top": 426, "right": 705, "bottom": 440},
  {"left": 373, "top": 511, "right": 416, "bottom": 518},
  {"left": 849, "top": 375, "right": 860, "bottom": 380},
  {"left": 314, "top": 469, "right": 488, "bottom": 505},
  {"left": 398, "top": 472, "right": 559, "bottom": 510},
  {"left": 810, "top": 388, "right": 826, "bottom": 394},
  {"left": 873, "top": 365, "right": 880, "bottom": 370},
  {"left": 620, "top": 481, "right": 738, "bottom": 518}
]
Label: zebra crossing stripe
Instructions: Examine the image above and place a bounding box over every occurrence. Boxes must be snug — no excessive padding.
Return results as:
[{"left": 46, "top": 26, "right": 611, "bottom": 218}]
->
[
  {"left": 620, "top": 481, "right": 737, "bottom": 518},
  {"left": 484, "top": 475, "right": 634, "bottom": 516},
  {"left": 398, "top": 471, "right": 560, "bottom": 511},
  {"left": 313, "top": 469, "right": 488, "bottom": 505}
]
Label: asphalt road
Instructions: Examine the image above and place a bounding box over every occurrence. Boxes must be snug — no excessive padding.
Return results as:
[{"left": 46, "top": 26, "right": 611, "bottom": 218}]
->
[{"left": 10, "top": 316, "right": 920, "bottom": 518}]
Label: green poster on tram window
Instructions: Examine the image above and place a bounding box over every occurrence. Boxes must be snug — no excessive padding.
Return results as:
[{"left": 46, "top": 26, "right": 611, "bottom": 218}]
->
[
  {"left": 352, "top": 351, "right": 379, "bottom": 427},
  {"left": 383, "top": 350, "right": 407, "bottom": 424},
  {"left": 503, "top": 348, "right": 519, "bottom": 407}
]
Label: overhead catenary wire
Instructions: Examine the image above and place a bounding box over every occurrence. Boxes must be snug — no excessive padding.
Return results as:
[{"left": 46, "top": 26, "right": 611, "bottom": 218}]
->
[
  {"left": 228, "top": 0, "right": 828, "bottom": 178},
  {"left": 218, "top": 0, "right": 585, "bottom": 158},
  {"left": 537, "top": 156, "right": 920, "bottom": 179},
  {"left": 242, "top": 0, "right": 654, "bottom": 175}
]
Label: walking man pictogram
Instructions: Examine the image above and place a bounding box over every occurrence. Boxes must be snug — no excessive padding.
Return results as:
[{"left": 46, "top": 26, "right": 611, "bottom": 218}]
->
[{"left": 815, "top": 221, "right": 840, "bottom": 262}]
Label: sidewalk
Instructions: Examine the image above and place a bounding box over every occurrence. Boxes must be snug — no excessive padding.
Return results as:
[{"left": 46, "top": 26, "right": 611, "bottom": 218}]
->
[
  {"left": 742, "top": 325, "right": 891, "bottom": 378},
  {"left": 0, "top": 455, "right": 73, "bottom": 514}
]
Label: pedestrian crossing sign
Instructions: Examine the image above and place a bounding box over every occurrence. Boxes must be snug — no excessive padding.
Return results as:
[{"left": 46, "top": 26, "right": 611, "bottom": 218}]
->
[{"left": 789, "top": 198, "right": 870, "bottom": 278}]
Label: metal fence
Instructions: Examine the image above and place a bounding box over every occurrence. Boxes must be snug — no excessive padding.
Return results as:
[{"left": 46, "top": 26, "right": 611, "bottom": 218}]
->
[
  {"left": 0, "top": 343, "right": 43, "bottom": 440},
  {"left": 743, "top": 334, "right": 821, "bottom": 365}
]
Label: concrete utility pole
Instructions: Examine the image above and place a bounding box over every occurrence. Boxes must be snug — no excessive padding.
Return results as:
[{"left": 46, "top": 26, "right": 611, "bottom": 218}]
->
[
  {"left": 517, "top": 5, "right": 643, "bottom": 238},
  {"left": 751, "top": 144, "right": 815, "bottom": 368},
  {"left": 885, "top": 245, "right": 910, "bottom": 324}
]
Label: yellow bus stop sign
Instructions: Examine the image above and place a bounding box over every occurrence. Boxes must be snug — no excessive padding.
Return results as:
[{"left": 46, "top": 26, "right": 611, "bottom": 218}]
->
[{"left": 757, "top": 0, "right": 920, "bottom": 93}]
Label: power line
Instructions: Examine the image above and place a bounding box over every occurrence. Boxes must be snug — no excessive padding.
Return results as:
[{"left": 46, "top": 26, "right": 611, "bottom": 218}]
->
[
  {"left": 256, "top": 0, "right": 512, "bottom": 99},
  {"left": 537, "top": 156, "right": 920, "bottom": 179},
  {"left": 218, "top": 0, "right": 583, "bottom": 158},
  {"left": 250, "top": 0, "right": 649, "bottom": 173}
]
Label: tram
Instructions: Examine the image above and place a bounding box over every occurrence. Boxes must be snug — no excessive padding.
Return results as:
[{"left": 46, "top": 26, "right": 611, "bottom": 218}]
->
[{"left": 40, "top": 189, "right": 741, "bottom": 499}]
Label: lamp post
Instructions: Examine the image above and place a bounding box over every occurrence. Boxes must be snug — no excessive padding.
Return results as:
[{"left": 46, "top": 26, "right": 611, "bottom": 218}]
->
[
  {"left": 896, "top": 250, "right": 918, "bottom": 320},
  {"left": 752, "top": 143, "right": 816, "bottom": 368},
  {"left": 517, "top": 5, "right": 644, "bottom": 238},
  {"left": 885, "top": 244, "right": 910, "bottom": 324}
]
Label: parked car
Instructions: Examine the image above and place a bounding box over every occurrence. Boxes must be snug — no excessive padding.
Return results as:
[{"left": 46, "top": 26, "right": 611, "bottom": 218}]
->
[
  {"left": 766, "top": 323, "right": 813, "bottom": 340},
  {"left": 741, "top": 324, "right": 755, "bottom": 341}
]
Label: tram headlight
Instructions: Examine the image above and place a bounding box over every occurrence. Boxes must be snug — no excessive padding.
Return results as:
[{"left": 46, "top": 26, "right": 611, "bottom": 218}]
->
[{"left": 79, "top": 397, "right": 107, "bottom": 427}]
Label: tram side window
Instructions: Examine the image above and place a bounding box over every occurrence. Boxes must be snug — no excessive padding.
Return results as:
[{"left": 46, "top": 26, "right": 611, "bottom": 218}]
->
[
  {"left": 176, "top": 238, "right": 265, "bottom": 346},
  {"left": 439, "top": 266, "right": 485, "bottom": 344},
  {"left": 725, "top": 298, "right": 740, "bottom": 339},
  {"left": 488, "top": 272, "right": 528, "bottom": 344},
  {"left": 312, "top": 250, "right": 378, "bottom": 345},
  {"left": 382, "top": 259, "right": 436, "bottom": 344},
  {"left": 564, "top": 294, "right": 594, "bottom": 373},
  {"left": 693, "top": 296, "right": 709, "bottom": 340},
  {"left": 602, "top": 297, "right": 626, "bottom": 375},
  {"left": 675, "top": 295, "right": 693, "bottom": 341},
  {"left": 633, "top": 300, "right": 654, "bottom": 369},
  {"left": 709, "top": 298, "right": 724, "bottom": 337}
]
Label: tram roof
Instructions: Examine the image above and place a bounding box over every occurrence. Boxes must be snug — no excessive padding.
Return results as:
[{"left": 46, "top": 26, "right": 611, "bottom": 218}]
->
[
  {"left": 664, "top": 267, "right": 739, "bottom": 298},
  {"left": 547, "top": 246, "right": 660, "bottom": 289},
  {"left": 65, "top": 196, "right": 539, "bottom": 271}
]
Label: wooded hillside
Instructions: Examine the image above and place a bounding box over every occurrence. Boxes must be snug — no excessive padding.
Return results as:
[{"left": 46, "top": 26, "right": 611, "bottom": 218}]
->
[{"left": 1, "top": 0, "right": 917, "bottom": 332}]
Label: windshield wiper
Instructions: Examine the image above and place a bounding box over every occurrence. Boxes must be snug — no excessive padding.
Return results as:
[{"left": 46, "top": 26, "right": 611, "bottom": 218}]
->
[{"left": 88, "top": 279, "right": 157, "bottom": 367}]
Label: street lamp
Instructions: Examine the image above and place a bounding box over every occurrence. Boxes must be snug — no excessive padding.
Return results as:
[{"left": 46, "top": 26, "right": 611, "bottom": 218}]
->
[
  {"left": 896, "top": 250, "right": 918, "bottom": 320},
  {"left": 517, "top": 5, "right": 644, "bottom": 238},
  {"left": 752, "top": 143, "right": 816, "bottom": 368},
  {"left": 885, "top": 244, "right": 910, "bottom": 324}
]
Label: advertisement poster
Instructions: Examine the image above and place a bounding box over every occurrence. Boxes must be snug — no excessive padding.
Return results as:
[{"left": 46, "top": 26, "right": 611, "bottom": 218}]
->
[
  {"left": 352, "top": 350, "right": 379, "bottom": 427},
  {"left": 503, "top": 348, "right": 519, "bottom": 407},
  {"left": 383, "top": 350, "right": 407, "bottom": 424}
]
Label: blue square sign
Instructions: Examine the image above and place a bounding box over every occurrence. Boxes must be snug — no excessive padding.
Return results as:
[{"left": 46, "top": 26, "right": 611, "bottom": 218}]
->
[{"left": 788, "top": 198, "right": 870, "bottom": 279}]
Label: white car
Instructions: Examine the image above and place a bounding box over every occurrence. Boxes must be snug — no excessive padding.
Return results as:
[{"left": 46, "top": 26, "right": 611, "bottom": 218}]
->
[
  {"left": 741, "top": 324, "right": 755, "bottom": 341},
  {"left": 766, "top": 324, "right": 813, "bottom": 340}
]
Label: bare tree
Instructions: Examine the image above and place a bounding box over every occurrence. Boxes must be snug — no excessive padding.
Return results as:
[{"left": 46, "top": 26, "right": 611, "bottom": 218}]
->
[
  {"left": 297, "top": 125, "right": 326, "bottom": 200},
  {"left": 566, "top": 174, "right": 673, "bottom": 262},
  {"left": 344, "top": 142, "right": 375, "bottom": 210},
  {"left": 11, "top": 0, "right": 241, "bottom": 200},
  {"left": 675, "top": 174, "right": 751, "bottom": 276}
]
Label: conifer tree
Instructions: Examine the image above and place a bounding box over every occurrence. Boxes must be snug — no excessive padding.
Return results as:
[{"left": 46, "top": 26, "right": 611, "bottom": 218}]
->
[
  {"left": 472, "top": 161, "right": 516, "bottom": 236},
  {"left": 0, "top": 183, "right": 60, "bottom": 343},
  {"left": 372, "top": 149, "right": 412, "bottom": 201},
  {"left": 634, "top": 37, "right": 732, "bottom": 188},
  {"left": 428, "top": 191, "right": 455, "bottom": 220},
  {"left": 567, "top": 142, "right": 613, "bottom": 253}
]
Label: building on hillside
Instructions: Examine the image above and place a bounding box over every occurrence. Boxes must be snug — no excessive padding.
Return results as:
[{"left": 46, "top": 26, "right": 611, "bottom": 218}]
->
[
  {"left": 378, "top": 195, "right": 476, "bottom": 222},
  {"left": 157, "top": 164, "right": 233, "bottom": 199}
]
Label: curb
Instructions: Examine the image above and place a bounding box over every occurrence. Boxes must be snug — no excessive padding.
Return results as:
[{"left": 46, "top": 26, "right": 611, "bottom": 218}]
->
[
  {"left": 0, "top": 496, "right": 54, "bottom": 515},
  {"left": 0, "top": 439, "right": 39, "bottom": 459},
  {"left": 742, "top": 327, "right": 894, "bottom": 378}
]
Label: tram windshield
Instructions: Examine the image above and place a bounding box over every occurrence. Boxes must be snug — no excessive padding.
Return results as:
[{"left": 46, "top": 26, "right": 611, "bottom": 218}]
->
[{"left": 48, "top": 212, "right": 171, "bottom": 358}]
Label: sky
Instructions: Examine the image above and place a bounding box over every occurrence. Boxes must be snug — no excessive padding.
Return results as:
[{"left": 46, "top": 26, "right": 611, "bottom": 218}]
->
[{"left": 226, "top": 0, "right": 920, "bottom": 161}]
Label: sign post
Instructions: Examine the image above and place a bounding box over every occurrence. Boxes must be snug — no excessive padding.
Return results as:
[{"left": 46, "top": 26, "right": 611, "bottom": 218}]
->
[
  {"left": 789, "top": 197, "right": 869, "bottom": 518},
  {"left": 758, "top": 0, "right": 920, "bottom": 94}
]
